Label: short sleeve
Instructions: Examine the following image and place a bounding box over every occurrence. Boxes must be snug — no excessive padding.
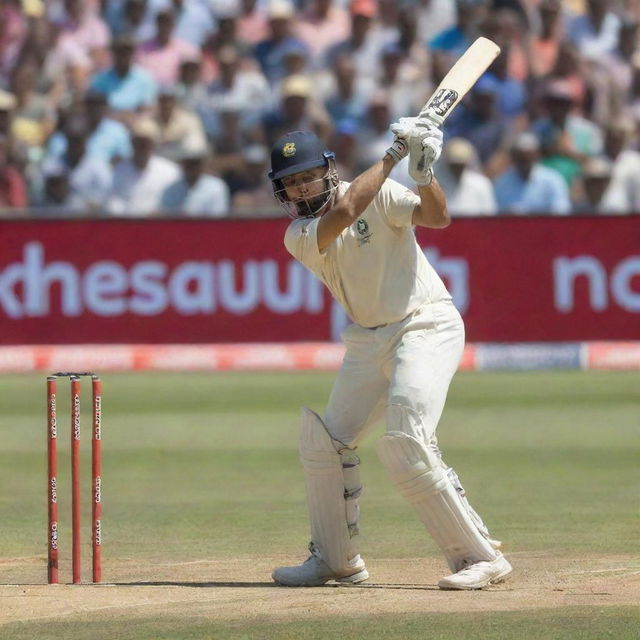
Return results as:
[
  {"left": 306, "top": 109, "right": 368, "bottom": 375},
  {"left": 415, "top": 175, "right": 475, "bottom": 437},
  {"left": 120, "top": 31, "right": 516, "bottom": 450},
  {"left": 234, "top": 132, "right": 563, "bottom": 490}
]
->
[
  {"left": 284, "top": 217, "right": 325, "bottom": 271},
  {"left": 376, "top": 178, "right": 420, "bottom": 228}
]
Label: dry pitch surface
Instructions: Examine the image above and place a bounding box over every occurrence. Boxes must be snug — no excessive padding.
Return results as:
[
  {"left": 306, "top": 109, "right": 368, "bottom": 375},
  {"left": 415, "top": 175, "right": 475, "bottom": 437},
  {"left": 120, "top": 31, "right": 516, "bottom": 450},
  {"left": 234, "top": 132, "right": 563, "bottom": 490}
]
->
[{"left": 2, "top": 553, "right": 639, "bottom": 627}]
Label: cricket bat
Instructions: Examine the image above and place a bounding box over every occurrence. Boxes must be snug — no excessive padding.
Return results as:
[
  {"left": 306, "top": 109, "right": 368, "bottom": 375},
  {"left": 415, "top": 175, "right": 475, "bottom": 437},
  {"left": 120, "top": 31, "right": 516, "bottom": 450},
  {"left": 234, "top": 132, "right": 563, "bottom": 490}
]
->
[{"left": 419, "top": 37, "right": 501, "bottom": 126}]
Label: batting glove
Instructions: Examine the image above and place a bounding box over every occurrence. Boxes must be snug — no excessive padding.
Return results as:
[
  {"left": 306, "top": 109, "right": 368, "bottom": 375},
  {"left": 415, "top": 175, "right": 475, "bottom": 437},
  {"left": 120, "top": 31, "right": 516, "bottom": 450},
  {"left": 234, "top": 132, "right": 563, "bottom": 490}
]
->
[
  {"left": 385, "top": 135, "right": 409, "bottom": 163},
  {"left": 386, "top": 117, "right": 419, "bottom": 163},
  {"left": 409, "top": 128, "right": 443, "bottom": 186}
]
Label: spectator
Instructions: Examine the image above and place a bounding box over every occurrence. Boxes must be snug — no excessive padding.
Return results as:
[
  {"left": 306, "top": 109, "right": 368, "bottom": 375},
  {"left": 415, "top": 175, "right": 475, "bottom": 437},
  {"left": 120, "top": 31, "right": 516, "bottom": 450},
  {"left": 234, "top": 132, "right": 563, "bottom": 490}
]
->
[
  {"left": 0, "top": 90, "right": 17, "bottom": 138},
  {"left": 200, "top": 7, "right": 252, "bottom": 85},
  {"left": 254, "top": 0, "right": 309, "bottom": 84},
  {"left": 154, "top": 85, "right": 207, "bottom": 161},
  {"left": 107, "top": 0, "right": 145, "bottom": 41},
  {"left": 480, "top": 8, "right": 528, "bottom": 82},
  {"left": 445, "top": 75, "right": 512, "bottom": 167},
  {"left": 37, "top": 118, "right": 113, "bottom": 212},
  {"left": 571, "top": 156, "right": 628, "bottom": 214},
  {"left": 541, "top": 42, "right": 588, "bottom": 116},
  {"left": 198, "top": 45, "right": 270, "bottom": 139},
  {"left": 209, "top": 98, "right": 251, "bottom": 192},
  {"left": 260, "top": 74, "right": 332, "bottom": 148},
  {"left": 323, "top": 54, "right": 374, "bottom": 125},
  {"left": 416, "top": 0, "right": 456, "bottom": 44},
  {"left": 160, "top": 146, "right": 230, "bottom": 216},
  {"left": 378, "top": 42, "right": 423, "bottom": 121},
  {"left": 0, "top": 134, "right": 28, "bottom": 212},
  {"left": 355, "top": 89, "right": 411, "bottom": 188},
  {"left": 529, "top": 0, "right": 562, "bottom": 80},
  {"left": 0, "top": 0, "right": 639, "bottom": 219},
  {"left": 435, "top": 137, "right": 497, "bottom": 216},
  {"left": 173, "top": 0, "right": 215, "bottom": 48},
  {"left": 106, "top": 117, "right": 180, "bottom": 215},
  {"left": 11, "top": 60, "right": 56, "bottom": 159},
  {"left": 558, "top": 39, "right": 615, "bottom": 131},
  {"left": 278, "top": 39, "right": 310, "bottom": 81},
  {"left": 395, "top": 5, "right": 432, "bottom": 102},
  {"left": 430, "top": 0, "right": 489, "bottom": 80},
  {"left": 628, "top": 53, "right": 640, "bottom": 113},
  {"left": 106, "top": 0, "right": 170, "bottom": 43},
  {"left": 47, "top": 91, "right": 132, "bottom": 164},
  {"left": 328, "top": 117, "right": 359, "bottom": 182},
  {"left": 478, "top": 44, "right": 526, "bottom": 124},
  {"left": 377, "top": 0, "right": 400, "bottom": 43},
  {"left": 37, "top": 162, "right": 80, "bottom": 214},
  {"left": 231, "top": 144, "right": 279, "bottom": 216},
  {"left": 215, "top": 3, "right": 255, "bottom": 55},
  {"left": 43, "top": 20, "right": 94, "bottom": 98},
  {"left": 9, "top": 59, "right": 57, "bottom": 153},
  {"left": 52, "top": 0, "right": 111, "bottom": 69},
  {"left": 176, "top": 55, "right": 207, "bottom": 111},
  {"left": 0, "top": 0, "right": 28, "bottom": 87},
  {"left": 531, "top": 80, "right": 603, "bottom": 186},
  {"left": 601, "top": 118, "right": 640, "bottom": 210},
  {"left": 325, "top": 0, "right": 390, "bottom": 81},
  {"left": 89, "top": 34, "right": 157, "bottom": 118},
  {"left": 600, "top": 18, "right": 639, "bottom": 112},
  {"left": 567, "top": 0, "right": 621, "bottom": 59},
  {"left": 136, "top": 8, "right": 199, "bottom": 85},
  {"left": 295, "top": 0, "right": 350, "bottom": 67},
  {"left": 236, "top": 0, "right": 269, "bottom": 46},
  {"left": 494, "top": 132, "right": 571, "bottom": 214}
]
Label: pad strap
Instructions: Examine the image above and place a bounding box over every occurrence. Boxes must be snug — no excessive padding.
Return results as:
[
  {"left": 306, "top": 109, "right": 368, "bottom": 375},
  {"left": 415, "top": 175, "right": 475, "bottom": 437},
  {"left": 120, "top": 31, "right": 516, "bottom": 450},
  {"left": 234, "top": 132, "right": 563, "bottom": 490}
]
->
[{"left": 299, "top": 407, "right": 363, "bottom": 574}]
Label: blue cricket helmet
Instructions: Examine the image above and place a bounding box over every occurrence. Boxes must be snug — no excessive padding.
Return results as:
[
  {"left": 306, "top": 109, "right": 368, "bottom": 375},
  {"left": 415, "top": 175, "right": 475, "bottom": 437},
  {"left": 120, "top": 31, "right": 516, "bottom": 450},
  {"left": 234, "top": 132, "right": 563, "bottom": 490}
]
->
[
  {"left": 268, "top": 131, "right": 339, "bottom": 218},
  {"left": 268, "top": 131, "right": 335, "bottom": 180}
]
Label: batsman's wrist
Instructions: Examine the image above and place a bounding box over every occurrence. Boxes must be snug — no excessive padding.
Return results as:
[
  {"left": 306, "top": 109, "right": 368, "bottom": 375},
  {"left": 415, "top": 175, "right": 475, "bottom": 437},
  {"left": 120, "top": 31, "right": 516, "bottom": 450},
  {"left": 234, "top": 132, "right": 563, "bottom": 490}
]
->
[
  {"left": 385, "top": 138, "right": 408, "bottom": 164},
  {"left": 414, "top": 168, "right": 434, "bottom": 186}
]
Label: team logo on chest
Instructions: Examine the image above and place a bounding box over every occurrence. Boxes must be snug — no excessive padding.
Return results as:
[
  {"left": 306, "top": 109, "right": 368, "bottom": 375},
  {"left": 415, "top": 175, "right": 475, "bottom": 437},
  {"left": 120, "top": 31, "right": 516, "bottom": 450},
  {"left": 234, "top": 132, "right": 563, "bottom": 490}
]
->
[{"left": 355, "top": 218, "right": 373, "bottom": 247}]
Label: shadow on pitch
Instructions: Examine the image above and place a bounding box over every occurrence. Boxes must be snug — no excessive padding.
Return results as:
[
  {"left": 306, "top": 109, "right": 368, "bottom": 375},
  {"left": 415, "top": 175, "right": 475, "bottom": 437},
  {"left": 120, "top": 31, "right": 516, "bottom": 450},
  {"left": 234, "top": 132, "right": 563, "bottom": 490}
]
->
[{"left": 115, "top": 581, "right": 440, "bottom": 590}]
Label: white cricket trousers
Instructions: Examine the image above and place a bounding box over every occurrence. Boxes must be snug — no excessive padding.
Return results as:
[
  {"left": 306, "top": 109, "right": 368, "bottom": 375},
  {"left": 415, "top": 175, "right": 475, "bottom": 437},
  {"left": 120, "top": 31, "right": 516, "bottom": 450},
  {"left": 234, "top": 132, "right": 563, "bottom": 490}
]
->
[{"left": 324, "top": 300, "right": 465, "bottom": 449}]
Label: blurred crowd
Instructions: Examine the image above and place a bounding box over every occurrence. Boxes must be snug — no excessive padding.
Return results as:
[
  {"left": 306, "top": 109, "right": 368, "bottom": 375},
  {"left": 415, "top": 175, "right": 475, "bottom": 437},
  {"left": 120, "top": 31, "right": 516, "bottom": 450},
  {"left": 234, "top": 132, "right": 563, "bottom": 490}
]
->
[{"left": 1, "top": 0, "right": 640, "bottom": 218}]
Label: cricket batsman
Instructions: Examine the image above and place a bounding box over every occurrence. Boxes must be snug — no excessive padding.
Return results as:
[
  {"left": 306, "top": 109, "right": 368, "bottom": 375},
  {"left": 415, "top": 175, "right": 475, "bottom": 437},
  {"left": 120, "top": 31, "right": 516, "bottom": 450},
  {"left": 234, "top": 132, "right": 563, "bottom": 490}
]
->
[{"left": 267, "top": 117, "right": 512, "bottom": 590}]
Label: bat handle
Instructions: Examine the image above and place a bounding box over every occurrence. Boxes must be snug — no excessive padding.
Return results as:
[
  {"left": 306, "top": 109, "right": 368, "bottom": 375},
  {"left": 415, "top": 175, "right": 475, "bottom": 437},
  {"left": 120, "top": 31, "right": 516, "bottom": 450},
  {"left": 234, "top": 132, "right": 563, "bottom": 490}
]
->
[{"left": 417, "top": 108, "right": 444, "bottom": 128}]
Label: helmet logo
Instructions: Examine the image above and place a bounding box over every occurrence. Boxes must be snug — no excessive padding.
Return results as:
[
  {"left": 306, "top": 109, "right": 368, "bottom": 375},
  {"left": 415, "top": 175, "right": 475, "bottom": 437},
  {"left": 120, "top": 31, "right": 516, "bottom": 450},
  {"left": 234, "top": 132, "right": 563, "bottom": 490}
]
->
[{"left": 282, "top": 142, "right": 296, "bottom": 158}]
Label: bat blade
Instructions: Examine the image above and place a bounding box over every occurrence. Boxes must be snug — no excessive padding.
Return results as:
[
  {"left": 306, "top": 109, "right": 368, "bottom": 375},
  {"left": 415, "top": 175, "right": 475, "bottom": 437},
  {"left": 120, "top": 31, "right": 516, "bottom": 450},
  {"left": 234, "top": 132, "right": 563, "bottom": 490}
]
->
[{"left": 420, "top": 37, "right": 501, "bottom": 124}]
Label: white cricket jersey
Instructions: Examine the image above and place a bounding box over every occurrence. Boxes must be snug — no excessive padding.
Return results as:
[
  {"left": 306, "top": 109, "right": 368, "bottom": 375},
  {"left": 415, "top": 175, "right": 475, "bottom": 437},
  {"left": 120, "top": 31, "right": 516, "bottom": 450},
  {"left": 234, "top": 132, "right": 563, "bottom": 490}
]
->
[{"left": 284, "top": 179, "right": 451, "bottom": 328}]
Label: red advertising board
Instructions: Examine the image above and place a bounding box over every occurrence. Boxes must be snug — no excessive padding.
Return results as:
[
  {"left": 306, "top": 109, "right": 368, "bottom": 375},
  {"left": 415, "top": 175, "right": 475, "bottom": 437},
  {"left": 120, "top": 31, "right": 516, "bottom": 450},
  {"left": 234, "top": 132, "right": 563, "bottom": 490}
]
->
[{"left": 0, "top": 216, "right": 638, "bottom": 344}]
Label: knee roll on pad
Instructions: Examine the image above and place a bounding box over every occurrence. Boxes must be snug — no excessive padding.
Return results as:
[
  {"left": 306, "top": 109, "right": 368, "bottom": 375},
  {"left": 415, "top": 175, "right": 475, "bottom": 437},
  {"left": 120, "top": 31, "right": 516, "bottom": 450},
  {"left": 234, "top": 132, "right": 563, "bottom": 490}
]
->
[
  {"left": 375, "top": 429, "right": 497, "bottom": 572},
  {"left": 299, "top": 407, "right": 363, "bottom": 575}
]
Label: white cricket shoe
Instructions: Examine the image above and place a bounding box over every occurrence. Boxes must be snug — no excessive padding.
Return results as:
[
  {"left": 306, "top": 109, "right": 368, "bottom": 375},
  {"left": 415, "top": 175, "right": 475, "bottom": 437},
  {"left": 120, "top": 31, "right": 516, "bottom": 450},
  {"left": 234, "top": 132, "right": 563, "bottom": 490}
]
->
[
  {"left": 272, "top": 553, "right": 369, "bottom": 587},
  {"left": 438, "top": 554, "right": 512, "bottom": 590}
]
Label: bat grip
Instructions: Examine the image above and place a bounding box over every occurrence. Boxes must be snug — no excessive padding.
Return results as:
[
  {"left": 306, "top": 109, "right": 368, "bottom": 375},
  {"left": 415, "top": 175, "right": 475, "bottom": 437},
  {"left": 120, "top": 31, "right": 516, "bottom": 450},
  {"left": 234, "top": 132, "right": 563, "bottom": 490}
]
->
[{"left": 418, "top": 109, "right": 444, "bottom": 128}]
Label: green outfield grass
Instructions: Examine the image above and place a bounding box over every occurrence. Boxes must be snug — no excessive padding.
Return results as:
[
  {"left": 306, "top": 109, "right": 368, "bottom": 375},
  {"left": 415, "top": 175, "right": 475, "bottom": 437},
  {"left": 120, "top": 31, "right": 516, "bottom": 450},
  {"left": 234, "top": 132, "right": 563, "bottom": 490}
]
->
[
  {"left": 0, "top": 370, "right": 638, "bottom": 638},
  {"left": 3, "top": 607, "right": 640, "bottom": 640}
]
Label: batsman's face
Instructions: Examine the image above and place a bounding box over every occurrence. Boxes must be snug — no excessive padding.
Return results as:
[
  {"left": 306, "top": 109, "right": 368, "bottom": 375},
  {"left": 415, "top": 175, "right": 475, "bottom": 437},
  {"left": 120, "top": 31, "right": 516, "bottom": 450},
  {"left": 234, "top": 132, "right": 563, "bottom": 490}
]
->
[{"left": 281, "top": 167, "right": 327, "bottom": 200}]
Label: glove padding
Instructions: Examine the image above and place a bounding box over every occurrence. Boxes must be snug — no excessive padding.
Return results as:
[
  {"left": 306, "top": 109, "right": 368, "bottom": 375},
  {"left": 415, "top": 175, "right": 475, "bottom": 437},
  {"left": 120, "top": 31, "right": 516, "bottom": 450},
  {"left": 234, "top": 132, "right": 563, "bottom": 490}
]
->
[
  {"left": 386, "top": 117, "right": 424, "bottom": 163},
  {"left": 390, "top": 117, "right": 443, "bottom": 185},
  {"left": 385, "top": 135, "right": 409, "bottom": 163},
  {"left": 409, "top": 125, "right": 443, "bottom": 185}
]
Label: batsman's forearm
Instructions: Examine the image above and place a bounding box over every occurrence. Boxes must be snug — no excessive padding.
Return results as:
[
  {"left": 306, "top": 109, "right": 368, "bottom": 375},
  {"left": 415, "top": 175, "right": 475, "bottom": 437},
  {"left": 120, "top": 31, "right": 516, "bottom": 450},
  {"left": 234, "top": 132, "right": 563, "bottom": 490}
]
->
[
  {"left": 414, "top": 177, "right": 450, "bottom": 228},
  {"left": 334, "top": 155, "right": 396, "bottom": 221},
  {"left": 316, "top": 156, "right": 396, "bottom": 251}
]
